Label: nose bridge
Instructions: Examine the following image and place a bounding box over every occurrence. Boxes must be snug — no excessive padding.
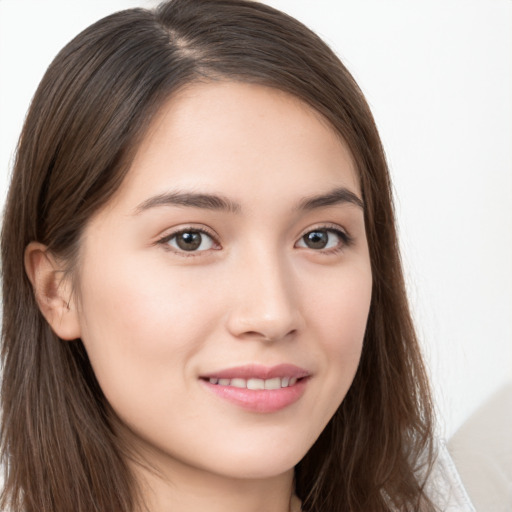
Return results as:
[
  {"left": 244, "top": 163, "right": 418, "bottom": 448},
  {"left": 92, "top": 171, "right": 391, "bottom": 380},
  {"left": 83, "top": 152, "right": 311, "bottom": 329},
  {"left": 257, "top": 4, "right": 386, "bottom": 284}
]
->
[{"left": 226, "top": 243, "right": 302, "bottom": 341}]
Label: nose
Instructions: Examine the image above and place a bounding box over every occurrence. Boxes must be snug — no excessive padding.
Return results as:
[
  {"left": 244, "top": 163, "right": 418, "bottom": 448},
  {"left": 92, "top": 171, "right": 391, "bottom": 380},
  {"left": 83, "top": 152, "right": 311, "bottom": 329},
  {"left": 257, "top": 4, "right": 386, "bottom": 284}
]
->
[{"left": 225, "top": 249, "right": 304, "bottom": 342}]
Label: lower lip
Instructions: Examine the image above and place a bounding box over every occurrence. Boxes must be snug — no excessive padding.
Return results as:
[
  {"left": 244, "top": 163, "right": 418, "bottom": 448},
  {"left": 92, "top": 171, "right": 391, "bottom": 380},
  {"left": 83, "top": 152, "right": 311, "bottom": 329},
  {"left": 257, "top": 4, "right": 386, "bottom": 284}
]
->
[{"left": 201, "top": 378, "right": 308, "bottom": 413}]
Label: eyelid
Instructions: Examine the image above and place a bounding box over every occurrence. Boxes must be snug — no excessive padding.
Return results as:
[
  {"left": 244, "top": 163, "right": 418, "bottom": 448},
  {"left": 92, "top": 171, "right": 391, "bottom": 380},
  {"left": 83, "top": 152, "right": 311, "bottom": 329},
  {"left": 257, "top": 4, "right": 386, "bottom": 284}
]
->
[
  {"left": 156, "top": 225, "right": 221, "bottom": 256},
  {"left": 295, "top": 223, "right": 353, "bottom": 251},
  {"left": 154, "top": 222, "right": 352, "bottom": 256}
]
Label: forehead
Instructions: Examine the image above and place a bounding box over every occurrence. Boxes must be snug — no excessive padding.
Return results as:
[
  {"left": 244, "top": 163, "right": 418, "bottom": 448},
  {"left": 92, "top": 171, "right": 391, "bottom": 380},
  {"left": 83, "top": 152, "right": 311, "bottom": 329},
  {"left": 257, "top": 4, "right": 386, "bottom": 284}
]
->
[{"left": 118, "top": 81, "right": 360, "bottom": 210}]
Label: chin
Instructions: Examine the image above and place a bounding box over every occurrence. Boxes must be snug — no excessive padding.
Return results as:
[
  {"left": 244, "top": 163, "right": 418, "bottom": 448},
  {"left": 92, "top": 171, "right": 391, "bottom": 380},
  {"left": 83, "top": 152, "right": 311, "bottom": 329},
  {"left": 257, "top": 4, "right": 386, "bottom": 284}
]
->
[{"left": 198, "top": 440, "right": 310, "bottom": 480}]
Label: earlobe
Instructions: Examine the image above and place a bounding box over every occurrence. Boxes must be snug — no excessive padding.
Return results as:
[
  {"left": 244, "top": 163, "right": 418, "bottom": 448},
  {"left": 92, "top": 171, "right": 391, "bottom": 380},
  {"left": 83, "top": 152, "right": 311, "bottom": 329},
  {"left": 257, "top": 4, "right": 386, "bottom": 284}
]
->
[{"left": 24, "top": 242, "right": 81, "bottom": 341}]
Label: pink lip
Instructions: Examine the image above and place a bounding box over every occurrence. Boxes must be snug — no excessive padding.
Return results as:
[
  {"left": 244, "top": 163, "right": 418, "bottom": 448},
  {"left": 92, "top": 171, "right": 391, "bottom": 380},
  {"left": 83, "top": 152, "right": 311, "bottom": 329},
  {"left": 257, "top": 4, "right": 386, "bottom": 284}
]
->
[
  {"left": 201, "top": 364, "right": 309, "bottom": 380},
  {"left": 200, "top": 364, "right": 310, "bottom": 413}
]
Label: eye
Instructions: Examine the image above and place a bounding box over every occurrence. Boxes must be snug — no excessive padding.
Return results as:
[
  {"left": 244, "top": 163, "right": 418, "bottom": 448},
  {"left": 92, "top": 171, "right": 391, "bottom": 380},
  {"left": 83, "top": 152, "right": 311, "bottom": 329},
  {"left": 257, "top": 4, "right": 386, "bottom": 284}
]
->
[
  {"left": 295, "top": 227, "right": 349, "bottom": 251},
  {"left": 161, "top": 229, "right": 217, "bottom": 253}
]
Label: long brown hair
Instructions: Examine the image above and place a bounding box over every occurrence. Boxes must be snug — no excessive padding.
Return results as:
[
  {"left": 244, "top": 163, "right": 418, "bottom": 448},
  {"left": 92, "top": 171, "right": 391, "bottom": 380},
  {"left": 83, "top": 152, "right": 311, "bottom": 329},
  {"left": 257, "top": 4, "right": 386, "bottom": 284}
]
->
[{"left": 1, "top": 1, "right": 436, "bottom": 511}]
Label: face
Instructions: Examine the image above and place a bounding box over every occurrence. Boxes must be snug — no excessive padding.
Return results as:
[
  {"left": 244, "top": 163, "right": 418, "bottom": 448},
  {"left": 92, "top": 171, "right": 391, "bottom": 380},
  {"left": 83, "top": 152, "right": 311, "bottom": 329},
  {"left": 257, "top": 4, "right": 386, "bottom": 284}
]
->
[{"left": 72, "top": 82, "right": 372, "bottom": 480}]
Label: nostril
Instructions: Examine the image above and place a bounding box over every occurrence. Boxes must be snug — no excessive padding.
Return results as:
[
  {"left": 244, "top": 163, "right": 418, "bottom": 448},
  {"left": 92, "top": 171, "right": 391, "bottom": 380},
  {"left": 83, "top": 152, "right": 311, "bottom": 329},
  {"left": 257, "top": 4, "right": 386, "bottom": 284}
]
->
[
  {"left": 225, "top": 290, "right": 304, "bottom": 342},
  {"left": 244, "top": 328, "right": 298, "bottom": 343}
]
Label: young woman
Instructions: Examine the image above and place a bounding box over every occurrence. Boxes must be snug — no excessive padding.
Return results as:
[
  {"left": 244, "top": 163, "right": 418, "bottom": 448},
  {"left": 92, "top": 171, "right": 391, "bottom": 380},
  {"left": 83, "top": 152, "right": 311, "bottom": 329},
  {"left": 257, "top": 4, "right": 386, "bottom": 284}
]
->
[{"left": 0, "top": 1, "right": 474, "bottom": 511}]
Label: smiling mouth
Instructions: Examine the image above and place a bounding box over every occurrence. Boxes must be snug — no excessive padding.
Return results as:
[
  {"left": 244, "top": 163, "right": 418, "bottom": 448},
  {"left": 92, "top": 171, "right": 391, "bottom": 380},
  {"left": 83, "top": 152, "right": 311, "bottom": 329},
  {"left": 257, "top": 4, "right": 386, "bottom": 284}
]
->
[
  {"left": 204, "top": 376, "right": 301, "bottom": 389},
  {"left": 200, "top": 364, "right": 310, "bottom": 412}
]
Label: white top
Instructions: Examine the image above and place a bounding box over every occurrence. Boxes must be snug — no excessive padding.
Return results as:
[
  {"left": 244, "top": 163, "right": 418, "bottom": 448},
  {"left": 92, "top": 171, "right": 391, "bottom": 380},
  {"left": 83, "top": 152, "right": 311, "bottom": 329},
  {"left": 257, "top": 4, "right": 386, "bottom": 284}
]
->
[
  {"left": 291, "top": 439, "right": 476, "bottom": 512},
  {"left": 425, "top": 440, "right": 476, "bottom": 511}
]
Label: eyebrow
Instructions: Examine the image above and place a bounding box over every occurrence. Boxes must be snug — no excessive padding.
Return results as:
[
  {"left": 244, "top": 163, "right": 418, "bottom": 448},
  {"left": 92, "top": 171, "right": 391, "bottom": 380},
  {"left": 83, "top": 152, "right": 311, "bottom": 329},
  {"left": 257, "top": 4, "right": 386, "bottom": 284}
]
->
[
  {"left": 133, "top": 186, "right": 364, "bottom": 215},
  {"left": 134, "top": 191, "right": 241, "bottom": 214},
  {"left": 297, "top": 187, "right": 364, "bottom": 211}
]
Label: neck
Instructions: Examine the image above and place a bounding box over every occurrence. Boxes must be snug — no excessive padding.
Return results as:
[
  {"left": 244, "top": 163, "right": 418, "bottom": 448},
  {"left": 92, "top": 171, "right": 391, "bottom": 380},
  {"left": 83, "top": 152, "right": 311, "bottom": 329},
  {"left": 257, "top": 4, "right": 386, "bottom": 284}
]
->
[{"left": 130, "top": 453, "right": 296, "bottom": 512}]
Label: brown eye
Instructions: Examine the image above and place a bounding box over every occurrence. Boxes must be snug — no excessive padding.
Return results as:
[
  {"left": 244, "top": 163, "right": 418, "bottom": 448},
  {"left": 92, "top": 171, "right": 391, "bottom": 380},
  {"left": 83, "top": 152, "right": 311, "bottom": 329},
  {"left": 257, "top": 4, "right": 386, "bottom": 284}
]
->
[
  {"left": 296, "top": 228, "right": 349, "bottom": 251},
  {"left": 303, "top": 230, "right": 329, "bottom": 249},
  {"left": 166, "top": 230, "right": 215, "bottom": 252}
]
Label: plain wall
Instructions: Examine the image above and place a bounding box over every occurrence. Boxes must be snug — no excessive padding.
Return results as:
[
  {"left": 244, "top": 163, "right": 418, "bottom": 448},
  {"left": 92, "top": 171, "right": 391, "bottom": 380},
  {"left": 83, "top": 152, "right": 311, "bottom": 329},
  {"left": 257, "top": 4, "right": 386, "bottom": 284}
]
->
[{"left": 0, "top": 0, "right": 511, "bottom": 438}]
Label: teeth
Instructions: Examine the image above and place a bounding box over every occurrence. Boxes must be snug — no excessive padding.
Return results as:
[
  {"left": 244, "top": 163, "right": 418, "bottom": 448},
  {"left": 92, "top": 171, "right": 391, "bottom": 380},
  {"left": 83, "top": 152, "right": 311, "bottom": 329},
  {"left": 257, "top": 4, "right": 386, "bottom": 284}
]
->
[
  {"left": 230, "top": 378, "right": 246, "bottom": 388},
  {"left": 207, "top": 376, "right": 301, "bottom": 389},
  {"left": 264, "top": 377, "right": 281, "bottom": 390},
  {"left": 247, "top": 378, "right": 265, "bottom": 390}
]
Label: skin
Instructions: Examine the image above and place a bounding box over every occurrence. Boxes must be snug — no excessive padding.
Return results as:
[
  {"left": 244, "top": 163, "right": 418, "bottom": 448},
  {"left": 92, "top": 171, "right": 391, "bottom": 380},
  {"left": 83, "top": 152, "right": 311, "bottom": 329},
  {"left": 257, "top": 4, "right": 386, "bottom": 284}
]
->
[{"left": 26, "top": 82, "right": 372, "bottom": 512}]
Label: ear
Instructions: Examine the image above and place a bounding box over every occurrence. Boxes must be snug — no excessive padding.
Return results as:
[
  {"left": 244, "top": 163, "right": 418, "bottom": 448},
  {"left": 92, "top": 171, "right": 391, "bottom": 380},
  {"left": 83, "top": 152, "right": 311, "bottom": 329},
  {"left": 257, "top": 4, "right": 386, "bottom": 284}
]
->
[{"left": 24, "top": 242, "right": 81, "bottom": 340}]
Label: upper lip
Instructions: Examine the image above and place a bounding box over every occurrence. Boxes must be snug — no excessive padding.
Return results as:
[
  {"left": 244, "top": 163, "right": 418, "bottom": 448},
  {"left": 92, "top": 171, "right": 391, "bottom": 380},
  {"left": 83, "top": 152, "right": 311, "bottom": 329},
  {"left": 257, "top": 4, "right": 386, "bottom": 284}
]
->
[{"left": 200, "top": 364, "right": 310, "bottom": 380}]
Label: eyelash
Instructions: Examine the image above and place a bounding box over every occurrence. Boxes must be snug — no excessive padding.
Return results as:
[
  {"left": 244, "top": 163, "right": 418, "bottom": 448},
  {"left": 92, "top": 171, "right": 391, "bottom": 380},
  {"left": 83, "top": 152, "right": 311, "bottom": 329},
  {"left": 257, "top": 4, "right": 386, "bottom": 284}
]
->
[
  {"left": 295, "top": 224, "right": 353, "bottom": 254},
  {"left": 156, "top": 224, "right": 353, "bottom": 257},
  {"left": 157, "top": 227, "right": 220, "bottom": 258}
]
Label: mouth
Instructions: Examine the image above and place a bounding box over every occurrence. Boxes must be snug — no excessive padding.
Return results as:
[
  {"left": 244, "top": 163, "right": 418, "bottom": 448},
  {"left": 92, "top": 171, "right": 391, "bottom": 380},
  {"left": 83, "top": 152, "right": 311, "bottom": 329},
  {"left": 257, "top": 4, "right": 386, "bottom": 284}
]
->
[
  {"left": 204, "top": 376, "right": 301, "bottom": 390},
  {"left": 199, "top": 364, "right": 310, "bottom": 413}
]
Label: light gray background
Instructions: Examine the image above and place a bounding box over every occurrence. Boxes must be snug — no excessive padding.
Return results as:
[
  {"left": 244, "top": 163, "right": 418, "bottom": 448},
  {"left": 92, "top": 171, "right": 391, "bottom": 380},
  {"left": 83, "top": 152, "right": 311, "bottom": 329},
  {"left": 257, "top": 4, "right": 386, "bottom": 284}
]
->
[{"left": 0, "top": 0, "right": 511, "bottom": 438}]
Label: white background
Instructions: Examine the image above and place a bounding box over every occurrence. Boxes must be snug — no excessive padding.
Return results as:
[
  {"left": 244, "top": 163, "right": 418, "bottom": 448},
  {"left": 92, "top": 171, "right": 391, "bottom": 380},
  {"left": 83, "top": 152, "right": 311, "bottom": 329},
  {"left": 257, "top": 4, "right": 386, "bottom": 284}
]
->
[{"left": 0, "top": 0, "right": 511, "bottom": 438}]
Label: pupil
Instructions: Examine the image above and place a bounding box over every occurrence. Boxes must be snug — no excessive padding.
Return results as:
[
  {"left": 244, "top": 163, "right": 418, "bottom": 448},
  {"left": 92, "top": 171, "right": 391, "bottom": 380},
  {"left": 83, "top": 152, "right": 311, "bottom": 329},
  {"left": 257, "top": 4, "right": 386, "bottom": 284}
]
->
[
  {"left": 177, "top": 232, "right": 201, "bottom": 251},
  {"left": 305, "top": 230, "right": 328, "bottom": 249}
]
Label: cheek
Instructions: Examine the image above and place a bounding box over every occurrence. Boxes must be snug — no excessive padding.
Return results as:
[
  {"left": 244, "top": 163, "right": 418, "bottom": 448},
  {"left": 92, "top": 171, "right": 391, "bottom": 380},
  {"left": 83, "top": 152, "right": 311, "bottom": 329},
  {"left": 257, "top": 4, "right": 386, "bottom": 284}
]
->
[
  {"left": 79, "top": 252, "right": 216, "bottom": 344},
  {"left": 302, "top": 263, "right": 372, "bottom": 417},
  {"left": 75, "top": 253, "right": 223, "bottom": 405},
  {"left": 307, "top": 260, "right": 372, "bottom": 349}
]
